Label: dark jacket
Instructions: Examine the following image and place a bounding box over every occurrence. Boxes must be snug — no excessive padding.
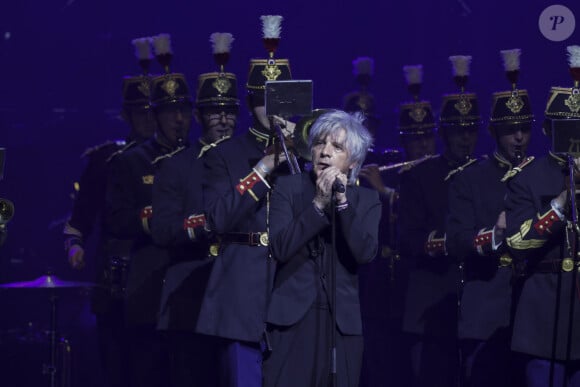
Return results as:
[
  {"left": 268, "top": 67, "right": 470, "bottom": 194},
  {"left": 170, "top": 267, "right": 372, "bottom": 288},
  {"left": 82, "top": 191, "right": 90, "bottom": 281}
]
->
[
  {"left": 447, "top": 153, "right": 516, "bottom": 340},
  {"left": 152, "top": 141, "right": 220, "bottom": 331},
  {"left": 505, "top": 153, "right": 580, "bottom": 360},
  {"left": 197, "top": 129, "right": 283, "bottom": 342},
  {"left": 106, "top": 138, "right": 174, "bottom": 324},
  {"left": 398, "top": 155, "right": 469, "bottom": 337},
  {"left": 266, "top": 172, "right": 381, "bottom": 335}
]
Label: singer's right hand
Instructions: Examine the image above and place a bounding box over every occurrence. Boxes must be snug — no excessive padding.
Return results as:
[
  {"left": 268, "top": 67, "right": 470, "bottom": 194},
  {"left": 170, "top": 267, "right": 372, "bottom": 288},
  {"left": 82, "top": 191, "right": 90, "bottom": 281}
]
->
[{"left": 313, "top": 166, "right": 347, "bottom": 210}]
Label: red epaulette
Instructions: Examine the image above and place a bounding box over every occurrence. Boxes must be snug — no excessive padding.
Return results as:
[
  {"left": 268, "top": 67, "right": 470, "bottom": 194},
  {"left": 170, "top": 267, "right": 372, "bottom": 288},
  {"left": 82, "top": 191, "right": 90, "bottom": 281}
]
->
[
  {"left": 533, "top": 208, "right": 562, "bottom": 236},
  {"left": 425, "top": 230, "right": 447, "bottom": 256},
  {"left": 473, "top": 228, "right": 494, "bottom": 255},
  {"left": 236, "top": 171, "right": 262, "bottom": 201},
  {"left": 183, "top": 214, "right": 206, "bottom": 240},
  {"left": 140, "top": 205, "right": 153, "bottom": 234}
]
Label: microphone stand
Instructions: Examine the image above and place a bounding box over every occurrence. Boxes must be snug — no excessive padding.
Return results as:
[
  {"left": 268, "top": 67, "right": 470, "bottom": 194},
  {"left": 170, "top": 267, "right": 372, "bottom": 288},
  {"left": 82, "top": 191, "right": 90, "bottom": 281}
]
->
[
  {"left": 551, "top": 154, "right": 579, "bottom": 387},
  {"left": 564, "top": 154, "right": 579, "bottom": 386},
  {"left": 268, "top": 116, "right": 300, "bottom": 175},
  {"left": 329, "top": 194, "right": 337, "bottom": 387}
]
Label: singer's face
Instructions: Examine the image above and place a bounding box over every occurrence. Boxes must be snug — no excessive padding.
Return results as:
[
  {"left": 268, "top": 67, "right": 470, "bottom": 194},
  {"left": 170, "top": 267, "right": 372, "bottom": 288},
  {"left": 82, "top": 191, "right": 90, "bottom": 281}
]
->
[
  {"left": 311, "top": 128, "right": 354, "bottom": 176},
  {"left": 156, "top": 102, "right": 192, "bottom": 147},
  {"left": 495, "top": 122, "right": 532, "bottom": 163},
  {"left": 441, "top": 124, "right": 478, "bottom": 162}
]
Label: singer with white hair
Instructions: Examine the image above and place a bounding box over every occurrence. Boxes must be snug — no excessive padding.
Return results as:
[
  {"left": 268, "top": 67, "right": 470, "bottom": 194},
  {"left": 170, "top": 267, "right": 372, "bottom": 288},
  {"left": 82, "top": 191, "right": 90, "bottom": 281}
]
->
[{"left": 263, "top": 109, "right": 381, "bottom": 387}]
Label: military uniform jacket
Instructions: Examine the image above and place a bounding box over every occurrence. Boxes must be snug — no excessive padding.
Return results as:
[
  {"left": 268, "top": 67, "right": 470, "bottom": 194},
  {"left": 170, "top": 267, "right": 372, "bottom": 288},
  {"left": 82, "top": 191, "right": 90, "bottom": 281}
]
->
[
  {"left": 199, "top": 129, "right": 282, "bottom": 342},
  {"left": 152, "top": 140, "right": 217, "bottom": 331},
  {"left": 266, "top": 172, "right": 381, "bottom": 335},
  {"left": 505, "top": 153, "right": 580, "bottom": 360},
  {"left": 447, "top": 153, "right": 515, "bottom": 341},
  {"left": 64, "top": 139, "right": 135, "bottom": 313},
  {"left": 65, "top": 140, "right": 133, "bottom": 260},
  {"left": 398, "top": 155, "right": 465, "bottom": 338},
  {"left": 106, "top": 138, "right": 174, "bottom": 325}
]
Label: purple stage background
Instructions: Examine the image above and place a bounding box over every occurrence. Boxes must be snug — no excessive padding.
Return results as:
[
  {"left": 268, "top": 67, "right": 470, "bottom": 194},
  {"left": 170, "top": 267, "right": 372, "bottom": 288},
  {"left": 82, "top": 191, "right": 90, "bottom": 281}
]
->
[
  {"left": 0, "top": 0, "right": 578, "bottom": 384},
  {"left": 0, "top": 0, "right": 578, "bottom": 357}
]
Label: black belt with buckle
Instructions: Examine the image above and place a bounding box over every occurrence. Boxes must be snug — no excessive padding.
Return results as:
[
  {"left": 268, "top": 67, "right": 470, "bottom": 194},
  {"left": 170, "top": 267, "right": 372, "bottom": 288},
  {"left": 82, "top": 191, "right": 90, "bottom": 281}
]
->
[
  {"left": 533, "top": 258, "right": 580, "bottom": 273},
  {"left": 220, "top": 232, "right": 269, "bottom": 247}
]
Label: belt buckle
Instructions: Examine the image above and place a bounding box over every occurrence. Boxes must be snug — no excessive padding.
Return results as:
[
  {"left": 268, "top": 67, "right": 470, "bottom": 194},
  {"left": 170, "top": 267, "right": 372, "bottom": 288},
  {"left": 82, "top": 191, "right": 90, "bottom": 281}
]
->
[
  {"left": 499, "top": 253, "right": 512, "bottom": 268},
  {"left": 562, "top": 258, "right": 574, "bottom": 272},
  {"left": 258, "top": 232, "right": 269, "bottom": 247},
  {"left": 209, "top": 243, "right": 220, "bottom": 257}
]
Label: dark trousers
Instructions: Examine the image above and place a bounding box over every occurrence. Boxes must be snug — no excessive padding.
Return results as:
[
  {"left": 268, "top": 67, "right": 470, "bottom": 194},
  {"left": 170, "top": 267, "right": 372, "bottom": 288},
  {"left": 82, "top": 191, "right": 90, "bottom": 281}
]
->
[
  {"left": 521, "top": 356, "right": 580, "bottom": 387},
  {"left": 217, "top": 339, "right": 262, "bottom": 387},
  {"left": 263, "top": 305, "right": 364, "bottom": 387},
  {"left": 461, "top": 334, "right": 514, "bottom": 387},
  {"left": 128, "top": 324, "right": 171, "bottom": 387},
  {"left": 409, "top": 334, "right": 459, "bottom": 387},
  {"left": 167, "top": 332, "right": 220, "bottom": 387},
  {"left": 95, "top": 303, "right": 131, "bottom": 387}
]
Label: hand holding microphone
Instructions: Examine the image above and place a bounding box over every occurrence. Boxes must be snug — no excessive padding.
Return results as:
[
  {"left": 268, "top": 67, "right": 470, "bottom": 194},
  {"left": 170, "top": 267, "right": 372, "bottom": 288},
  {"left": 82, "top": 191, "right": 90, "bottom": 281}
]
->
[
  {"left": 313, "top": 166, "right": 347, "bottom": 211},
  {"left": 332, "top": 178, "right": 346, "bottom": 193}
]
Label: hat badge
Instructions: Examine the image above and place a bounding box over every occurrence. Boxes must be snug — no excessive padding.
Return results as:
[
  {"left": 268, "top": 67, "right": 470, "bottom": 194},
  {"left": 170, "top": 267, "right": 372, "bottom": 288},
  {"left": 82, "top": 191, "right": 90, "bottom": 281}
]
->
[
  {"left": 137, "top": 79, "right": 151, "bottom": 97},
  {"left": 565, "top": 46, "right": 580, "bottom": 113},
  {"left": 454, "top": 94, "right": 472, "bottom": 116},
  {"left": 161, "top": 78, "right": 178, "bottom": 97},
  {"left": 409, "top": 104, "right": 427, "bottom": 123},
  {"left": 506, "top": 90, "right": 524, "bottom": 114},
  {"left": 565, "top": 89, "right": 580, "bottom": 113},
  {"left": 212, "top": 74, "right": 232, "bottom": 95},
  {"left": 262, "top": 59, "right": 282, "bottom": 81}
]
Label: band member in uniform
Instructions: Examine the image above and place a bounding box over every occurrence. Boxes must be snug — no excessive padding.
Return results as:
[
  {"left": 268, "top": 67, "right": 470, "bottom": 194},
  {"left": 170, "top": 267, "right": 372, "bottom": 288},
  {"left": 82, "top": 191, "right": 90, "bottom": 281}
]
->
[
  {"left": 447, "top": 48, "right": 534, "bottom": 387},
  {"left": 358, "top": 63, "right": 438, "bottom": 387},
  {"left": 398, "top": 55, "right": 481, "bottom": 387},
  {"left": 106, "top": 33, "right": 191, "bottom": 387},
  {"left": 504, "top": 45, "right": 580, "bottom": 387},
  {"left": 262, "top": 109, "right": 380, "bottom": 387},
  {"left": 151, "top": 32, "right": 239, "bottom": 387},
  {"left": 342, "top": 56, "right": 381, "bottom": 137},
  {"left": 199, "top": 15, "right": 296, "bottom": 387},
  {"left": 62, "top": 36, "right": 157, "bottom": 387}
]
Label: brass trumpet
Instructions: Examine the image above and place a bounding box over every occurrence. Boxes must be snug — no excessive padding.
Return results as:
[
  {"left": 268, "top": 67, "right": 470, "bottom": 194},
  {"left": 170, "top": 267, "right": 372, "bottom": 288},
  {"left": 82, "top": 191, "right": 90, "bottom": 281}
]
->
[{"left": 0, "top": 198, "right": 14, "bottom": 225}]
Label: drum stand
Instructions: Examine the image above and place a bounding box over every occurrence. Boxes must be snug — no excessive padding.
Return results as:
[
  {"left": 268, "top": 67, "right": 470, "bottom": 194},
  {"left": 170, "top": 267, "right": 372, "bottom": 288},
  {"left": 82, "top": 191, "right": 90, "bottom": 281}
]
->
[
  {"left": 42, "top": 292, "right": 71, "bottom": 387},
  {"left": 42, "top": 293, "right": 58, "bottom": 387}
]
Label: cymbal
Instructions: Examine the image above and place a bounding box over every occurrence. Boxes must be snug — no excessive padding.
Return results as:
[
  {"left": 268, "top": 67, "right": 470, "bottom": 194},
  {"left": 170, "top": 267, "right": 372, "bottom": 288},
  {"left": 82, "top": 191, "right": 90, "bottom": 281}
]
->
[{"left": 0, "top": 274, "right": 95, "bottom": 289}]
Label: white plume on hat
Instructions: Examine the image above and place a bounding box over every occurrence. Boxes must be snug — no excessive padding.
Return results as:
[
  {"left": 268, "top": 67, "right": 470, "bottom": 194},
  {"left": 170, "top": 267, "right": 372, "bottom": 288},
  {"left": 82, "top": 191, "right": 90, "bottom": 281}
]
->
[
  {"left": 449, "top": 55, "right": 472, "bottom": 76},
  {"left": 210, "top": 33, "right": 234, "bottom": 54},
  {"left": 152, "top": 33, "right": 173, "bottom": 55},
  {"left": 500, "top": 49, "right": 521, "bottom": 72},
  {"left": 352, "top": 57, "right": 374, "bottom": 76},
  {"left": 261, "top": 15, "right": 283, "bottom": 39},
  {"left": 567, "top": 45, "right": 580, "bottom": 68},
  {"left": 132, "top": 37, "right": 153, "bottom": 60},
  {"left": 403, "top": 65, "right": 423, "bottom": 85}
]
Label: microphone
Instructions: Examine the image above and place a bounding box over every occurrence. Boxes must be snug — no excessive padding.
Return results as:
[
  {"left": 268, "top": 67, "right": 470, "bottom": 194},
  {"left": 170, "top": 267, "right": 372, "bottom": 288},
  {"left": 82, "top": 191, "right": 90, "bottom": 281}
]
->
[{"left": 332, "top": 178, "right": 346, "bottom": 193}]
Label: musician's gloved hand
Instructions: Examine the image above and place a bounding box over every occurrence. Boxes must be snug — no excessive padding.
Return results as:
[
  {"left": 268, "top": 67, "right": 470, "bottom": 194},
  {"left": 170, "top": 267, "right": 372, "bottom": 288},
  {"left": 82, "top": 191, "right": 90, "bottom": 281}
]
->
[
  {"left": 313, "top": 166, "right": 347, "bottom": 211},
  {"left": 68, "top": 244, "right": 85, "bottom": 270},
  {"left": 254, "top": 153, "right": 288, "bottom": 179},
  {"left": 272, "top": 116, "right": 296, "bottom": 137}
]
